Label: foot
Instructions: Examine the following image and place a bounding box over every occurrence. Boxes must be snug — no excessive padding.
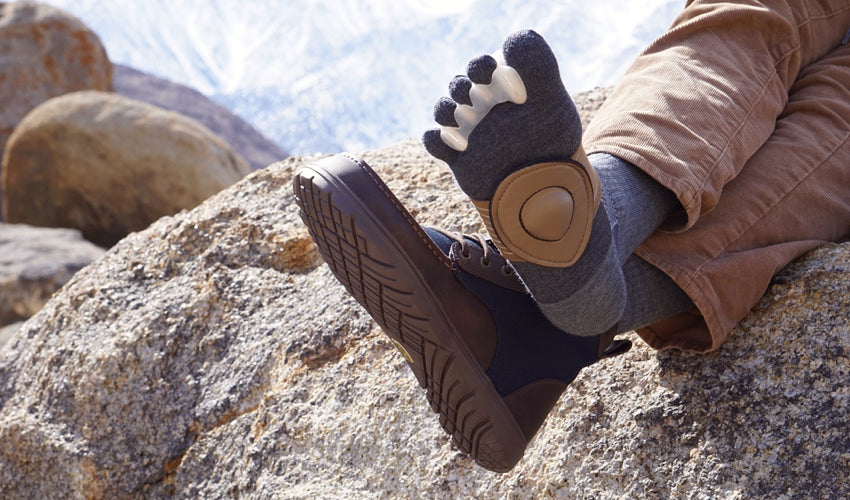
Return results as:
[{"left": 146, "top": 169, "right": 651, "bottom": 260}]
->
[
  {"left": 422, "top": 29, "right": 598, "bottom": 267},
  {"left": 293, "top": 154, "right": 630, "bottom": 472},
  {"left": 423, "top": 30, "right": 626, "bottom": 336}
]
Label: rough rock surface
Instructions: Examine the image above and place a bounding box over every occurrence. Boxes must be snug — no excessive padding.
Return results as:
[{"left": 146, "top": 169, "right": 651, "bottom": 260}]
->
[
  {"left": 0, "top": 1, "right": 112, "bottom": 185},
  {"left": 0, "top": 222, "right": 104, "bottom": 327},
  {"left": 0, "top": 90, "right": 847, "bottom": 498},
  {"left": 1, "top": 90, "right": 251, "bottom": 247},
  {"left": 113, "top": 64, "right": 288, "bottom": 170}
]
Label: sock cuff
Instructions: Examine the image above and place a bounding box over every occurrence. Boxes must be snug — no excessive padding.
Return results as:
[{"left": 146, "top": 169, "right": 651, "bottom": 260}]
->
[{"left": 590, "top": 152, "right": 679, "bottom": 257}]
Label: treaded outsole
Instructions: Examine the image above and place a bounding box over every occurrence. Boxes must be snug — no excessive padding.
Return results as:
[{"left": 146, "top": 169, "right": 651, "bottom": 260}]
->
[{"left": 292, "top": 155, "right": 525, "bottom": 472}]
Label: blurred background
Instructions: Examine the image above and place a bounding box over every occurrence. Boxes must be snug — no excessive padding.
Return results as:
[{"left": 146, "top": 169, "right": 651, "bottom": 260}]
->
[{"left": 43, "top": 0, "right": 683, "bottom": 156}]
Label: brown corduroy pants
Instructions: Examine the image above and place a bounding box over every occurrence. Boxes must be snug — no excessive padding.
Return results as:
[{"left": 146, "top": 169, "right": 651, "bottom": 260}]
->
[{"left": 584, "top": 0, "right": 850, "bottom": 352}]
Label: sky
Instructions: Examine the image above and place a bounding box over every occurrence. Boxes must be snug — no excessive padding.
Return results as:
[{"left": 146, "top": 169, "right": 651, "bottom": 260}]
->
[{"left": 43, "top": 0, "right": 684, "bottom": 153}]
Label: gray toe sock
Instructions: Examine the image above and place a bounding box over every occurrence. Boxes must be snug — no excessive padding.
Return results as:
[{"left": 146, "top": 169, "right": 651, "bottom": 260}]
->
[
  {"left": 591, "top": 152, "right": 680, "bottom": 261},
  {"left": 517, "top": 153, "right": 680, "bottom": 335},
  {"left": 422, "top": 30, "right": 681, "bottom": 336},
  {"left": 422, "top": 30, "right": 583, "bottom": 196},
  {"left": 422, "top": 30, "right": 624, "bottom": 334},
  {"left": 512, "top": 206, "right": 624, "bottom": 335}
]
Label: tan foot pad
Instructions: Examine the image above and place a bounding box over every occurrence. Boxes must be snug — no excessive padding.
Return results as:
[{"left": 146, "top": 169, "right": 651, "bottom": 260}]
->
[{"left": 472, "top": 146, "right": 600, "bottom": 267}]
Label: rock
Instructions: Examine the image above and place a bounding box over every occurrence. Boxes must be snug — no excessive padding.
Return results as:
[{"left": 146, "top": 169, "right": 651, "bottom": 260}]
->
[
  {"left": 113, "top": 64, "right": 288, "bottom": 170},
  {"left": 1, "top": 90, "right": 251, "bottom": 247},
  {"left": 0, "top": 1, "right": 112, "bottom": 209},
  {"left": 0, "top": 322, "right": 22, "bottom": 351},
  {"left": 0, "top": 90, "right": 847, "bottom": 498},
  {"left": 0, "top": 222, "right": 104, "bottom": 327}
]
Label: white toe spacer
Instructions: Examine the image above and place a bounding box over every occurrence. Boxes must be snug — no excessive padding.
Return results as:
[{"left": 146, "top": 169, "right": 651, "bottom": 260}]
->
[{"left": 439, "top": 52, "right": 527, "bottom": 152}]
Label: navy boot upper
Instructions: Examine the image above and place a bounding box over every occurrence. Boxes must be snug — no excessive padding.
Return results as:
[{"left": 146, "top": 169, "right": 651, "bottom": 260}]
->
[{"left": 424, "top": 228, "right": 617, "bottom": 398}]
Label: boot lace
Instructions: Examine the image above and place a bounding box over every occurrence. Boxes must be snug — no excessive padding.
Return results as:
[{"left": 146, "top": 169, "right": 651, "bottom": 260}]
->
[{"left": 446, "top": 231, "right": 514, "bottom": 276}]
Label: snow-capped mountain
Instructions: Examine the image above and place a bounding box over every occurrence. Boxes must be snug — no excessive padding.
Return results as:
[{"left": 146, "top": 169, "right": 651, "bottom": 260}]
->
[{"left": 44, "top": 0, "right": 683, "bottom": 155}]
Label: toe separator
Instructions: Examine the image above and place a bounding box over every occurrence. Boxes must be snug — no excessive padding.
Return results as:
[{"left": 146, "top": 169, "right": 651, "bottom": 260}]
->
[
  {"left": 490, "top": 59, "right": 527, "bottom": 104},
  {"left": 440, "top": 56, "right": 528, "bottom": 151},
  {"left": 439, "top": 126, "right": 468, "bottom": 151}
]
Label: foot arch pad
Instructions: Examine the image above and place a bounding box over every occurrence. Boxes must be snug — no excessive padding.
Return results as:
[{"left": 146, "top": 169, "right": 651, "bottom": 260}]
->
[{"left": 472, "top": 146, "right": 600, "bottom": 267}]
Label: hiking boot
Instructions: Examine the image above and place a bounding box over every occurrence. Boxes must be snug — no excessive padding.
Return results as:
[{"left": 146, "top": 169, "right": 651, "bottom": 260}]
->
[{"left": 292, "top": 154, "right": 630, "bottom": 472}]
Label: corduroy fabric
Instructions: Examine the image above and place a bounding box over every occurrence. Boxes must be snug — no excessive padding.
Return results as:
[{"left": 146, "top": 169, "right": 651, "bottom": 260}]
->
[{"left": 584, "top": 0, "right": 850, "bottom": 352}]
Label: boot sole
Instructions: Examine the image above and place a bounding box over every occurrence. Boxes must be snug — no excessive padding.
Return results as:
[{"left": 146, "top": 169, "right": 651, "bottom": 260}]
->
[{"left": 292, "top": 154, "right": 527, "bottom": 472}]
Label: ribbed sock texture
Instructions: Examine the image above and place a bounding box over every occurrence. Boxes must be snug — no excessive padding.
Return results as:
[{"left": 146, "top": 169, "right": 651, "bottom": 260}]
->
[
  {"left": 618, "top": 255, "right": 695, "bottom": 332},
  {"left": 592, "top": 152, "right": 680, "bottom": 261}
]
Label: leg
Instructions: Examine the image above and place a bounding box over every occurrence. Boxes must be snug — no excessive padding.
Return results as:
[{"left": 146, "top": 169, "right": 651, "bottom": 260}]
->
[
  {"left": 586, "top": 0, "right": 850, "bottom": 228},
  {"left": 423, "top": 31, "right": 678, "bottom": 335},
  {"left": 423, "top": 2, "right": 850, "bottom": 337},
  {"left": 618, "top": 255, "right": 696, "bottom": 334},
  {"left": 635, "top": 41, "right": 850, "bottom": 351}
]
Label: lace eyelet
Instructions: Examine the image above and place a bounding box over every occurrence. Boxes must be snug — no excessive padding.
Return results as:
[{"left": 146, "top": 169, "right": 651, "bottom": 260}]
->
[
  {"left": 460, "top": 249, "right": 471, "bottom": 260},
  {"left": 480, "top": 257, "right": 491, "bottom": 269},
  {"left": 501, "top": 265, "right": 513, "bottom": 276}
]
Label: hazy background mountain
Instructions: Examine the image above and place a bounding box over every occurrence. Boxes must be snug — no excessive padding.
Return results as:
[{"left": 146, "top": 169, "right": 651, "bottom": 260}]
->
[{"left": 43, "top": 0, "right": 683, "bottom": 155}]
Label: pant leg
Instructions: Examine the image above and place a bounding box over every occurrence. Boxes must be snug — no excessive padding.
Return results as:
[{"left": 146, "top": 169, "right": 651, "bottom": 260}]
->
[
  {"left": 584, "top": 0, "right": 850, "bottom": 230},
  {"left": 637, "top": 42, "right": 850, "bottom": 351}
]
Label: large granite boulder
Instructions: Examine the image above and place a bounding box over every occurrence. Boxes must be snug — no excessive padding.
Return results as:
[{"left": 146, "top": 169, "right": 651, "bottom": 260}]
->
[
  {"left": 0, "top": 90, "right": 846, "bottom": 497},
  {"left": 113, "top": 64, "right": 288, "bottom": 170},
  {"left": 0, "top": 1, "right": 112, "bottom": 203},
  {"left": 1, "top": 90, "right": 251, "bottom": 247},
  {"left": 0, "top": 222, "right": 104, "bottom": 328}
]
